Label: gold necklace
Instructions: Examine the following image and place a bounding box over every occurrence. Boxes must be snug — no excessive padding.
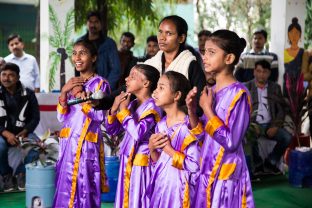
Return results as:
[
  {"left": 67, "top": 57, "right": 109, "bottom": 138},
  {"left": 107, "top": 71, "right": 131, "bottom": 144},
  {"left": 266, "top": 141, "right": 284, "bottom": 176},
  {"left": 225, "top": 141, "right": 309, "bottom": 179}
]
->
[{"left": 83, "top": 73, "right": 95, "bottom": 82}]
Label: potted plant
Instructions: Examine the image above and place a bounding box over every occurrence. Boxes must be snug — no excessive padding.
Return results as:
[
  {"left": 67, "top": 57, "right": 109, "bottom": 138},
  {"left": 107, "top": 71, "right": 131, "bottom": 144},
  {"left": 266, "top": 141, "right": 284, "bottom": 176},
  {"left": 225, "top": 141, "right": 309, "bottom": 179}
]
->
[
  {"left": 284, "top": 73, "right": 311, "bottom": 148},
  {"left": 21, "top": 130, "right": 59, "bottom": 208},
  {"left": 283, "top": 73, "right": 312, "bottom": 187},
  {"left": 101, "top": 129, "right": 124, "bottom": 202}
]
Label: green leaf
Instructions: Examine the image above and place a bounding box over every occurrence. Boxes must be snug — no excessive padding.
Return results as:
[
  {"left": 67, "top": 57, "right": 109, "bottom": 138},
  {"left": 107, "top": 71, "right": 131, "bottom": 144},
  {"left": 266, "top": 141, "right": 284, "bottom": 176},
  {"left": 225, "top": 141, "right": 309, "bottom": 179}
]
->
[{"left": 49, "top": 4, "right": 63, "bottom": 47}]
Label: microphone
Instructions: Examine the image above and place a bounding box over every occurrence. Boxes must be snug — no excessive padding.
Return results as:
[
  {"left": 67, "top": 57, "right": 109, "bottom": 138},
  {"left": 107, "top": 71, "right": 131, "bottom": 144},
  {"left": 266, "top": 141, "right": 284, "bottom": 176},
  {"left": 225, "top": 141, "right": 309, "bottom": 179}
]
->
[{"left": 67, "top": 90, "right": 105, "bottom": 106}]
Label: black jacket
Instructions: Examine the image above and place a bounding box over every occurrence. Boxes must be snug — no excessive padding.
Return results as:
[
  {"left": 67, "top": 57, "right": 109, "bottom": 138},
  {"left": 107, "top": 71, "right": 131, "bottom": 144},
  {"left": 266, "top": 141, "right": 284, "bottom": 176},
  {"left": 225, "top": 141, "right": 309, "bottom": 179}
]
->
[
  {"left": 244, "top": 80, "right": 285, "bottom": 128},
  {"left": 0, "top": 82, "right": 40, "bottom": 135}
]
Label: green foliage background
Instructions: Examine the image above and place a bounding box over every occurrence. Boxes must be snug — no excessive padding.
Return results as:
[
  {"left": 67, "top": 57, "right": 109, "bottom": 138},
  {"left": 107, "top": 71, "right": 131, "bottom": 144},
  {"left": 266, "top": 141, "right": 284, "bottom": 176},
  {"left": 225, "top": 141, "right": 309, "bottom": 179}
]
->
[{"left": 305, "top": 0, "right": 312, "bottom": 49}]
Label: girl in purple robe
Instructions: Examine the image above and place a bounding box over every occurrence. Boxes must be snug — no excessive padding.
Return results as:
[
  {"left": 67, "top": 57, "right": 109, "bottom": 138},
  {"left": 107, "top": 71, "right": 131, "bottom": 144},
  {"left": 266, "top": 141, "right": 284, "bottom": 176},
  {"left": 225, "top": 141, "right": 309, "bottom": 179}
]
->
[
  {"left": 186, "top": 30, "right": 255, "bottom": 208},
  {"left": 147, "top": 71, "right": 201, "bottom": 208},
  {"left": 104, "top": 64, "right": 161, "bottom": 208},
  {"left": 53, "top": 40, "right": 111, "bottom": 208}
]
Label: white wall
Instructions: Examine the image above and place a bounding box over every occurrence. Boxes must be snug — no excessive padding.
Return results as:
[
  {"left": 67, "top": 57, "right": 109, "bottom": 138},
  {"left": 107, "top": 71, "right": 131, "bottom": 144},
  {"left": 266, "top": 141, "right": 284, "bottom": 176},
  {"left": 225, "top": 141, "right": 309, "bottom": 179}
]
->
[{"left": 270, "top": 0, "right": 306, "bottom": 86}]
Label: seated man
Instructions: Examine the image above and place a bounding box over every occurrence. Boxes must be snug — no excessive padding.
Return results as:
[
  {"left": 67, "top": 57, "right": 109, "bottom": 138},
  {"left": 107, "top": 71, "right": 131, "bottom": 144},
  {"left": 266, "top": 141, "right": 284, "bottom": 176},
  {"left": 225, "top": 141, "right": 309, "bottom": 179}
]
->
[
  {"left": 0, "top": 63, "right": 40, "bottom": 191},
  {"left": 245, "top": 60, "right": 292, "bottom": 175}
]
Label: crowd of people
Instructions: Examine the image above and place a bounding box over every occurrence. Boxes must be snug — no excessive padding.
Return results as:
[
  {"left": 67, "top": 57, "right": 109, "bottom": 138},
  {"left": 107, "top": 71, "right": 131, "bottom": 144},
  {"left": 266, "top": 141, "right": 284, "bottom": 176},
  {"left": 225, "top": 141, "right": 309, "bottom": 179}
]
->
[{"left": 0, "top": 9, "right": 311, "bottom": 208}]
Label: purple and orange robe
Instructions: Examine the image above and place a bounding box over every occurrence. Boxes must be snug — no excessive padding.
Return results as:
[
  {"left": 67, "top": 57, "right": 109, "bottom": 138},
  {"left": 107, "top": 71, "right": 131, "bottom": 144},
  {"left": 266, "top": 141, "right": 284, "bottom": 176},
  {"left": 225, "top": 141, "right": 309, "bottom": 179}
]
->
[
  {"left": 104, "top": 98, "right": 161, "bottom": 208},
  {"left": 146, "top": 116, "right": 201, "bottom": 208},
  {"left": 192, "top": 82, "right": 255, "bottom": 208},
  {"left": 53, "top": 75, "right": 110, "bottom": 208}
]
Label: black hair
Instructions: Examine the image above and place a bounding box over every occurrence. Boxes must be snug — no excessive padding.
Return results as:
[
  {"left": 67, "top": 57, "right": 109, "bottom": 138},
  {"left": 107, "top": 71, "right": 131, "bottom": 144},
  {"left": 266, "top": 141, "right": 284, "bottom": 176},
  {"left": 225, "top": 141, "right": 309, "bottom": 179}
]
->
[
  {"left": 1, "top": 62, "right": 20, "bottom": 76},
  {"left": 7, "top": 34, "right": 23, "bottom": 45},
  {"left": 87, "top": 11, "right": 101, "bottom": 21},
  {"left": 198, "top": 29, "right": 211, "bottom": 38},
  {"left": 163, "top": 71, "right": 191, "bottom": 107},
  {"left": 159, "top": 15, "right": 188, "bottom": 48},
  {"left": 73, "top": 40, "right": 98, "bottom": 70},
  {"left": 73, "top": 39, "right": 98, "bottom": 57},
  {"left": 208, "top": 29, "right": 246, "bottom": 70},
  {"left": 121, "top": 32, "right": 135, "bottom": 42},
  {"left": 255, "top": 60, "right": 271, "bottom": 71},
  {"left": 253, "top": 29, "right": 268, "bottom": 40},
  {"left": 288, "top": 17, "right": 302, "bottom": 35},
  {"left": 135, "top": 64, "right": 160, "bottom": 93},
  {"left": 146, "top": 35, "right": 158, "bottom": 44}
]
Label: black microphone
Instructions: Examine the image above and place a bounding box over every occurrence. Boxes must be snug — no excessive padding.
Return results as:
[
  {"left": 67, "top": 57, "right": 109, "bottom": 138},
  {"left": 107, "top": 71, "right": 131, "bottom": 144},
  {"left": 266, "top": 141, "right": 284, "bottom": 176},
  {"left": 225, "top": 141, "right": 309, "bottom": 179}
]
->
[{"left": 67, "top": 91, "right": 105, "bottom": 106}]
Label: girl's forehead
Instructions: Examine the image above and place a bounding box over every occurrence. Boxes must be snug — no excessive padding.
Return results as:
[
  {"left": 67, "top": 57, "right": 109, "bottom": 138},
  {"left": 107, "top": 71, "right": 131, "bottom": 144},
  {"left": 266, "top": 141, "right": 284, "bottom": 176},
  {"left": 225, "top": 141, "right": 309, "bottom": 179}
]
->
[
  {"left": 205, "top": 39, "right": 221, "bottom": 49},
  {"left": 159, "top": 75, "right": 170, "bottom": 84},
  {"left": 130, "top": 67, "right": 146, "bottom": 77},
  {"left": 130, "top": 67, "right": 140, "bottom": 74},
  {"left": 73, "top": 44, "right": 88, "bottom": 51}
]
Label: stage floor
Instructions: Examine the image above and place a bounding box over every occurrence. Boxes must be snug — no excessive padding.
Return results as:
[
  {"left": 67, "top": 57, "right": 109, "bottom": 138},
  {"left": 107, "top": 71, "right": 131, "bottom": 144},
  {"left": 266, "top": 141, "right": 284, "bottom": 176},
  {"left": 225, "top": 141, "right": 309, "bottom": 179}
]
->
[{"left": 0, "top": 175, "right": 311, "bottom": 208}]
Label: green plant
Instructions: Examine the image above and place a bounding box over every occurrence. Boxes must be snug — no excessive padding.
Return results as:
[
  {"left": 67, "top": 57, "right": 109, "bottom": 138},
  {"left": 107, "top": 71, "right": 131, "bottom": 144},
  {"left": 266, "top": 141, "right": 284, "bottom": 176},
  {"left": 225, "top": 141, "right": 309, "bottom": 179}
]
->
[
  {"left": 102, "top": 130, "right": 124, "bottom": 156},
  {"left": 21, "top": 130, "right": 59, "bottom": 166},
  {"left": 49, "top": 4, "right": 74, "bottom": 91},
  {"left": 284, "top": 73, "right": 312, "bottom": 147}
]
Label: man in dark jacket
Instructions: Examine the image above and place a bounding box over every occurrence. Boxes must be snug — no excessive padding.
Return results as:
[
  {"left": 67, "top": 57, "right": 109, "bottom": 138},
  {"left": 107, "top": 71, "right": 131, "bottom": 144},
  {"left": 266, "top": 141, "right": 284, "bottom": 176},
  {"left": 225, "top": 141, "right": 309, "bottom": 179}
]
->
[
  {"left": 245, "top": 60, "right": 291, "bottom": 175},
  {"left": 0, "top": 63, "right": 40, "bottom": 191},
  {"left": 77, "top": 11, "right": 121, "bottom": 90}
]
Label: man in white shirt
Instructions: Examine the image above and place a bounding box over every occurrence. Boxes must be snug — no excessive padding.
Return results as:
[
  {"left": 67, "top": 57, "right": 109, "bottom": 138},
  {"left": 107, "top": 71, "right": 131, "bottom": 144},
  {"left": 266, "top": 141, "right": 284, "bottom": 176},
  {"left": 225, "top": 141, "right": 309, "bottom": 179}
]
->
[
  {"left": 4, "top": 34, "right": 40, "bottom": 92},
  {"left": 245, "top": 60, "right": 291, "bottom": 175}
]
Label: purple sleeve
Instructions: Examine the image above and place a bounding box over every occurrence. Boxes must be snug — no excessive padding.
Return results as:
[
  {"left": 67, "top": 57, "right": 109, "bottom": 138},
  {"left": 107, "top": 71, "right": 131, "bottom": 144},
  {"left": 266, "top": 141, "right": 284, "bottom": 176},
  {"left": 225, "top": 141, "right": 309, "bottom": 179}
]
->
[
  {"left": 81, "top": 83, "right": 110, "bottom": 122},
  {"left": 182, "top": 141, "right": 200, "bottom": 172},
  {"left": 57, "top": 104, "right": 69, "bottom": 123},
  {"left": 212, "top": 93, "right": 250, "bottom": 153},
  {"left": 104, "top": 116, "right": 123, "bottom": 136},
  {"left": 122, "top": 114, "right": 157, "bottom": 143}
]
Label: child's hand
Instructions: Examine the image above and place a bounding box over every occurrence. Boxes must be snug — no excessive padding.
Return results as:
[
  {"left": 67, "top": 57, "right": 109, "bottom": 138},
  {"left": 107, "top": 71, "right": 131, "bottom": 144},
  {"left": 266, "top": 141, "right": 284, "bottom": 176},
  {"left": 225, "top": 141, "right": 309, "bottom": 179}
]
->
[
  {"left": 199, "top": 86, "right": 215, "bottom": 119},
  {"left": 148, "top": 133, "right": 167, "bottom": 152},
  {"left": 111, "top": 91, "right": 129, "bottom": 114},
  {"left": 163, "top": 137, "right": 176, "bottom": 157},
  {"left": 61, "top": 77, "right": 85, "bottom": 94},
  {"left": 119, "top": 92, "right": 131, "bottom": 110},
  {"left": 71, "top": 85, "right": 83, "bottom": 98},
  {"left": 186, "top": 87, "right": 197, "bottom": 115}
]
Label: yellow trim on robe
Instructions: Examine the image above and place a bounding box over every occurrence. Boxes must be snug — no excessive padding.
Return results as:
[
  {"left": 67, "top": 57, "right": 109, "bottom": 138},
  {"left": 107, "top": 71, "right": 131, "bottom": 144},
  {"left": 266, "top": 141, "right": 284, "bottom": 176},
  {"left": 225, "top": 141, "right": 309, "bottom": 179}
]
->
[
  {"left": 181, "top": 134, "right": 197, "bottom": 152},
  {"left": 218, "top": 163, "right": 237, "bottom": 180},
  {"left": 96, "top": 79, "right": 104, "bottom": 91},
  {"left": 81, "top": 103, "right": 92, "bottom": 115},
  {"left": 68, "top": 80, "right": 106, "bottom": 207},
  {"left": 172, "top": 151, "right": 186, "bottom": 170},
  {"left": 242, "top": 185, "right": 247, "bottom": 208},
  {"left": 190, "top": 122, "right": 204, "bottom": 135},
  {"left": 225, "top": 89, "right": 246, "bottom": 125},
  {"left": 107, "top": 114, "right": 117, "bottom": 124},
  {"left": 182, "top": 180, "right": 190, "bottom": 208},
  {"left": 57, "top": 103, "right": 68, "bottom": 114},
  {"left": 284, "top": 49, "right": 295, "bottom": 64},
  {"left": 247, "top": 94, "right": 252, "bottom": 113},
  {"left": 69, "top": 117, "right": 92, "bottom": 208},
  {"left": 59, "top": 127, "right": 70, "bottom": 138},
  {"left": 116, "top": 109, "right": 131, "bottom": 123},
  {"left": 133, "top": 154, "right": 149, "bottom": 166},
  {"left": 123, "top": 147, "right": 135, "bottom": 208},
  {"left": 206, "top": 147, "right": 225, "bottom": 208},
  {"left": 85, "top": 131, "right": 98, "bottom": 143},
  {"left": 139, "top": 109, "right": 161, "bottom": 122},
  {"left": 100, "top": 141, "right": 109, "bottom": 193},
  {"left": 206, "top": 89, "right": 246, "bottom": 208},
  {"left": 205, "top": 116, "right": 224, "bottom": 137}
]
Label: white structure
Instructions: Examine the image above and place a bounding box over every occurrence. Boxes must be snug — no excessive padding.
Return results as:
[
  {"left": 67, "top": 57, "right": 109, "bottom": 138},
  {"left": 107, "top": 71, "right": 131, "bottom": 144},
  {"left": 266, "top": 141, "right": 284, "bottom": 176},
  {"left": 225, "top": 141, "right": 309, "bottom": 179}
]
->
[
  {"left": 270, "top": 0, "right": 306, "bottom": 86},
  {"left": 40, "top": 0, "right": 75, "bottom": 92}
]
